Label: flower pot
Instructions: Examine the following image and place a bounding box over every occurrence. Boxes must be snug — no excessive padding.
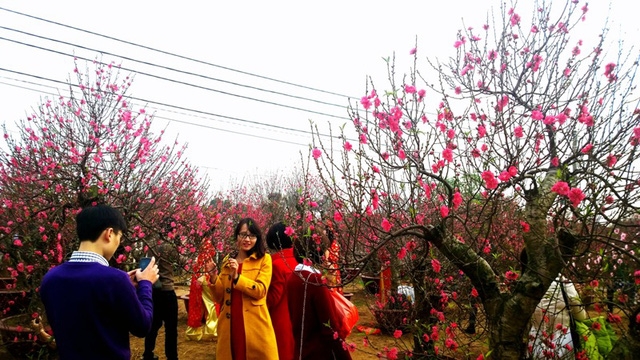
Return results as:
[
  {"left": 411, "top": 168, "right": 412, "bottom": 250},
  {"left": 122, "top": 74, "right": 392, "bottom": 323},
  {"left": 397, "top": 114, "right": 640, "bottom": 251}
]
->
[
  {"left": 0, "top": 313, "right": 56, "bottom": 359},
  {"left": 361, "top": 275, "right": 380, "bottom": 295},
  {"left": 370, "top": 307, "right": 411, "bottom": 334}
]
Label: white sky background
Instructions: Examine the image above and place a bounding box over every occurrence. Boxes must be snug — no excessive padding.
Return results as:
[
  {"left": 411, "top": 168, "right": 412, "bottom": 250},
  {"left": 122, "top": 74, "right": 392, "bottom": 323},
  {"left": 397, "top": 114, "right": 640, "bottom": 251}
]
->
[{"left": 0, "top": 0, "right": 637, "bottom": 194}]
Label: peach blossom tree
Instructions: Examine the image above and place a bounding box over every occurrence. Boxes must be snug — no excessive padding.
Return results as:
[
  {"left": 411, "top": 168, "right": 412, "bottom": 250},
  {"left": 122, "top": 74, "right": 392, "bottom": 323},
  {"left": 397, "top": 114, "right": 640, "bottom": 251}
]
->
[
  {"left": 0, "top": 60, "right": 216, "bottom": 316},
  {"left": 311, "top": 1, "right": 640, "bottom": 358}
]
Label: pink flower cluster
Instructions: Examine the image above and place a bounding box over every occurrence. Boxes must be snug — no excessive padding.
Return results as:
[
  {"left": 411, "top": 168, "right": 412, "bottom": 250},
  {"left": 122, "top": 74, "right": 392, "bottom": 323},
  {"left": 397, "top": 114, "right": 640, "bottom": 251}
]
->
[{"left": 551, "top": 181, "right": 586, "bottom": 207}]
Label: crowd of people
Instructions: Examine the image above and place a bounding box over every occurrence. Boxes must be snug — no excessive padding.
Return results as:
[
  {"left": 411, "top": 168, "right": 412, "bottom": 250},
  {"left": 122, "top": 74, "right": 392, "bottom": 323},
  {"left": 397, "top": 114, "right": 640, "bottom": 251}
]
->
[
  {"left": 38, "top": 203, "right": 601, "bottom": 360},
  {"left": 40, "top": 205, "right": 351, "bottom": 360}
]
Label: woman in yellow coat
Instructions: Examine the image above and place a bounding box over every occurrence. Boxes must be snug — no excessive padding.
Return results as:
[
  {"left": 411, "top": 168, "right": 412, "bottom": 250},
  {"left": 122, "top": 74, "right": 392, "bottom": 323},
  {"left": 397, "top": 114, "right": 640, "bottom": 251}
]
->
[{"left": 206, "top": 218, "right": 278, "bottom": 360}]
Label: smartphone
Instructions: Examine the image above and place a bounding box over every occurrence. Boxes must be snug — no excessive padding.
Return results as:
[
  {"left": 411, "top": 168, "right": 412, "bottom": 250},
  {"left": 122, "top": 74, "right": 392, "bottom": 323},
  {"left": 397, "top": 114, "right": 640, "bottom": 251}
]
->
[{"left": 139, "top": 257, "right": 152, "bottom": 271}]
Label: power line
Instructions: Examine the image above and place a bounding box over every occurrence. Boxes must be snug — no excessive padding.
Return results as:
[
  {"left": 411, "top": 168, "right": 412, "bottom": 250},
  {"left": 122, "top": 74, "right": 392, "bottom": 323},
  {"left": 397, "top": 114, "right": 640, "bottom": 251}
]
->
[
  {"left": 0, "top": 6, "right": 356, "bottom": 99},
  {"left": 0, "top": 69, "right": 338, "bottom": 144},
  {"left": 0, "top": 26, "right": 351, "bottom": 111},
  {"left": 0, "top": 80, "right": 314, "bottom": 185},
  {"left": 0, "top": 35, "right": 351, "bottom": 121}
]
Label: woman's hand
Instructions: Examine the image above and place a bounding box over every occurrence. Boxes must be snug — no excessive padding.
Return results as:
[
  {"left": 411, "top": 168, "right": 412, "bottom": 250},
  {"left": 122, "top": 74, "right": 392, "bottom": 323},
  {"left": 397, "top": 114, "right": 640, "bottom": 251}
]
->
[
  {"left": 205, "top": 258, "right": 217, "bottom": 274},
  {"left": 227, "top": 258, "right": 239, "bottom": 281}
]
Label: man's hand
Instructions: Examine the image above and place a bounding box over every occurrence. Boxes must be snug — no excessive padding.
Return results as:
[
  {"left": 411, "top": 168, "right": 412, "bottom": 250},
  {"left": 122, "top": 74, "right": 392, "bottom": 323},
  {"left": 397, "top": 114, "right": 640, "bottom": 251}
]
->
[{"left": 135, "top": 256, "right": 160, "bottom": 284}]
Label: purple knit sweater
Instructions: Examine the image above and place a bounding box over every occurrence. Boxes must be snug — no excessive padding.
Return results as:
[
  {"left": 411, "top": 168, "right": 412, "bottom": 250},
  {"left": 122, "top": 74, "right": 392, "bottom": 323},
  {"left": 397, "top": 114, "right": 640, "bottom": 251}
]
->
[{"left": 40, "top": 262, "right": 153, "bottom": 360}]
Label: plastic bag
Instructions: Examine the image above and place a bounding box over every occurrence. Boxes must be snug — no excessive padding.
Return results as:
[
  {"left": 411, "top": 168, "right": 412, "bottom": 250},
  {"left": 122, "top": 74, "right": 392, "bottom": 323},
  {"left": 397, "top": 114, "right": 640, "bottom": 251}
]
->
[{"left": 330, "top": 289, "right": 359, "bottom": 338}]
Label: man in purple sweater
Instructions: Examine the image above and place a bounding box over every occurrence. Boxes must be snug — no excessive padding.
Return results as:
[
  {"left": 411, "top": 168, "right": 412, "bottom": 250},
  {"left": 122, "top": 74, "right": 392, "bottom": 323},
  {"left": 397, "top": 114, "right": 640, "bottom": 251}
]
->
[{"left": 40, "top": 204, "right": 160, "bottom": 360}]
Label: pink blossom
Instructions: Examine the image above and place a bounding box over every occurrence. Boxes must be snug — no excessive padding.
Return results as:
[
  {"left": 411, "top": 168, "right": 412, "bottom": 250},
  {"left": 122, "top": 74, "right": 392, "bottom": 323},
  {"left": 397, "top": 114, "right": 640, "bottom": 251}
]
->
[
  {"left": 359, "top": 134, "right": 367, "bottom": 144},
  {"left": 481, "top": 170, "right": 499, "bottom": 190},
  {"left": 581, "top": 143, "right": 593, "bottom": 154},
  {"left": 312, "top": 148, "right": 322, "bottom": 159},
  {"left": 498, "top": 171, "right": 511, "bottom": 182},
  {"left": 578, "top": 106, "right": 594, "bottom": 126},
  {"left": 410, "top": 48, "right": 417, "bottom": 55},
  {"left": 372, "top": 165, "right": 380, "bottom": 173},
  {"left": 360, "top": 96, "right": 372, "bottom": 109},
  {"left": 381, "top": 218, "right": 392, "bottom": 232},
  {"left": 393, "top": 329, "right": 403, "bottom": 339},
  {"left": 564, "top": 67, "right": 571, "bottom": 77},
  {"left": 607, "top": 154, "right": 617, "bottom": 167},
  {"left": 514, "top": 126, "right": 524, "bottom": 138},
  {"left": 531, "top": 110, "right": 543, "bottom": 121},
  {"left": 510, "top": 13, "right": 521, "bottom": 26},
  {"left": 440, "top": 205, "right": 450, "bottom": 218},
  {"left": 398, "top": 149, "right": 406, "bottom": 161},
  {"left": 520, "top": 221, "right": 530, "bottom": 233},
  {"left": 431, "top": 259, "right": 441, "bottom": 273},
  {"left": 284, "top": 226, "right": 294, "bottom": 236},
  {"left": 343, "top": 141, "right": 353, "bottom": 152},
  {"left": 453, "top": 192, "right": 462, "bottom": 209},
  {"left": 495, "top": 95, "right": 509, "bottom": 111},
  {"left": 13, "top": 239, "right": 23, "bottom": 247},
  {"left": 604, "top": 62, "right": 617, "bottom": 82},
  {"left": 397, "top": 247, "right": 407, "bottom": 260},
  {"left": 568, "top": 188, "right": 586, "bottom": 207},
  {"left": 333, "top": 211, "right": 343, "bottom": 222},
  {"left": 551, "top": 157, "right": 560, "bottom": 167},
  {"left": 442, "top": 148, "right": 453, "bottom": 163},
  {"left": 404, "top": 85, "right": 417, "bottom": 94},
  {"left": 543, "top": 115, "right": 556, "bottom": 125},
  {"left": 477, "top": 125, "right": 486, "bottom": 138},
  {"left": 551, "top": 181, "right": 570, "bottom": 196}
]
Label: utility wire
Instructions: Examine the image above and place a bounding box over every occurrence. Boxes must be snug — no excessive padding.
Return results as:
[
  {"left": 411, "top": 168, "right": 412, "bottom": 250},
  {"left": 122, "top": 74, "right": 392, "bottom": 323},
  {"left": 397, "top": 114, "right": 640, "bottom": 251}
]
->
[
  {"left": 0, "top": 6, "right": 356, "bottom": 99},
  {"left": 0, "top": 78, "right": 310, "bottom": 147},
  {"left": 0, "top": 36, "right": 351, "bottom": 121},
  {"left": 0, "top": 69, "right": 349, "bottom": 143},
  {"left": 0, "top": 26, "right": 350, "bottom": 111}
]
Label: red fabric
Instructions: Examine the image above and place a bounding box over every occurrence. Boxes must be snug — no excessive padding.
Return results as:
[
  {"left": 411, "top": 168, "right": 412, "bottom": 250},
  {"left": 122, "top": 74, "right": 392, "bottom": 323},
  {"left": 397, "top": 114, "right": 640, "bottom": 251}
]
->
[
  {"left": 231, "top": 263, "right": 246, "bottom": 360},
  {"left": 186, "top": 276, "right": 204, "bottom": 328},
  {"left": 187, "top": 243, "right": 215, "bottom": 328},
  {"left": 267, "top": 248, "right": 297, "bottom": 360},
  {"left": 330, "top": 289, "right": 358, "bottom": 338},
  {"left": 327, "top": 241, "right": 343, "bottom": 294},
  {"left": 287, "top": 270, "right": 352, "bottom": 360}
]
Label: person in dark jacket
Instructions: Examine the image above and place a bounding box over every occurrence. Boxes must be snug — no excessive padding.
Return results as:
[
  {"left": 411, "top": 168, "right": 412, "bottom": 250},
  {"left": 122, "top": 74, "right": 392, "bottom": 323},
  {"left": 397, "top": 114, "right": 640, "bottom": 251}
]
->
[
  {"left": 143, "top": 241, "right": 180, "bottom": 360},
  {"left": 41, "top": 204, "right": 159, "bottom": 360}
]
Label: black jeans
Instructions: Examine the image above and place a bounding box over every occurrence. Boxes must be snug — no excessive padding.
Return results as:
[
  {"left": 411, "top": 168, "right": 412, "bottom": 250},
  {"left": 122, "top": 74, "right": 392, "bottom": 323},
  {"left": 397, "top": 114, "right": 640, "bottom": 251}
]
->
[{"left": 143, "top": 289, "right": 178, "bottom": 360}]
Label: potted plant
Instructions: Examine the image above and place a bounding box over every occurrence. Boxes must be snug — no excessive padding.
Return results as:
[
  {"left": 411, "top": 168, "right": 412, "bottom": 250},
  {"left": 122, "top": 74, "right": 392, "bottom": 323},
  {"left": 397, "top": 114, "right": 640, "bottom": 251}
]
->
[{"left": 370, "top": 292, "right": 413, "bottom": 334}]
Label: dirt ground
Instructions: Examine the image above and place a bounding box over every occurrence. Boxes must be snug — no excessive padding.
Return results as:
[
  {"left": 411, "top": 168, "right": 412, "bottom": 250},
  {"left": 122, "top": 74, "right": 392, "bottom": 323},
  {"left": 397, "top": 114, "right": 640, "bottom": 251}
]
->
[{"left": 129, "top": 282, "right": 423, "bottom": 360}]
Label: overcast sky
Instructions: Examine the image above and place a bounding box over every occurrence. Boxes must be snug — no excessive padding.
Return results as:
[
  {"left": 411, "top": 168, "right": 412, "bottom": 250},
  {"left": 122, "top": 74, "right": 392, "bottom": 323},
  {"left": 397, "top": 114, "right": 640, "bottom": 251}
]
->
[{"left": 0, "top": 0, "right": 636, "bottom": 194}]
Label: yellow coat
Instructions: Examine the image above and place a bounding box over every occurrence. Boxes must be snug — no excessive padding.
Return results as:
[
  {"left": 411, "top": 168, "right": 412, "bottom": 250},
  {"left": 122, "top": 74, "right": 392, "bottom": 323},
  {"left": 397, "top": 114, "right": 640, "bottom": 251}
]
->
[{"left": 211, "top": 253, "right": 278, "bottom": 360}]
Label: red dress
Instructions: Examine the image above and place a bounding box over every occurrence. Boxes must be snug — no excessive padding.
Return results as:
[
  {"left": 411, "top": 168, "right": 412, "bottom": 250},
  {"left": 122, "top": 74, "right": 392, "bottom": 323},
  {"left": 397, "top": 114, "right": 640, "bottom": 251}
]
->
[
  {"left": 231, "top": 263, "right": 246, "bottom": 360},
  {"left": 267, "top": 248, "right": 298, "bottom": 360}
]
